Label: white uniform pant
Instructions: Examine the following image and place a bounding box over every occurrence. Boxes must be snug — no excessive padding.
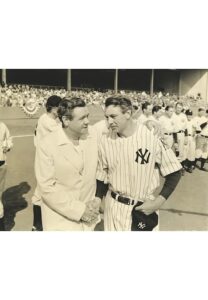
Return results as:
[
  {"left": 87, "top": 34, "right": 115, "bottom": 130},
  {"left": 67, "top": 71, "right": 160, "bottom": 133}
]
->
[
  {"left": 0, "top": 165, "right": 7, "bottom": 218},
  {"left": 177, "top": 132, "right": 186, "bottom": 162},
  {"left": 104, "top": 191, "right": 159, "bottom": 231},
  {"left": 183, "top": 136, "right": 196, "bottom": 162},
  {"left": 195, "top": 135, "right": 208, "bottom": 159}
]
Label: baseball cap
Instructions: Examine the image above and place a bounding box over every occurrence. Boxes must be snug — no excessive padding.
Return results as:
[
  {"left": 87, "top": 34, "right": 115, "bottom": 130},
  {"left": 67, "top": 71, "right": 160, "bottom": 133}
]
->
[
  {"left": 131, "top": 201, "right": 158, "bottom": 231},
  {"left": 185, "top": 109, "right": 193, "bottom": 116}
]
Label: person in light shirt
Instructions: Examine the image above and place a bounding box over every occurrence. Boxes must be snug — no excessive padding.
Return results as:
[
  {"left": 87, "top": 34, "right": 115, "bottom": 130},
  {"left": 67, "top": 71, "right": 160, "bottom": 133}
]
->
[
  {"left": 32, "top": 95, "right": 62, "bottom": 231},
  {"left": 172, "top": 102, "right": 188, "bottom": 174},
  {"left": 183, "top": 109, "right": 197, "bottom": 173},
  {"left": 0, "top": 122, "right": 13, "bottom": 231},
  {"left": 194, "top": 107, "right": 208, "bottom": 171},
  {"left": 159, "top": 105, "right": 177, "bottom": 150},
  {"left": 137, "top": 101, "right": 153, "bottom": 124}
]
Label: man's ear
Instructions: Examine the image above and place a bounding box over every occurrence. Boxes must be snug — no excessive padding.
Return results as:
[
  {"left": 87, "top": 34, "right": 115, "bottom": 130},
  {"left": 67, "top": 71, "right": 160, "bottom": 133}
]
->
[{"left": 125, "top": 109, "right": 132, "bottom": 120}]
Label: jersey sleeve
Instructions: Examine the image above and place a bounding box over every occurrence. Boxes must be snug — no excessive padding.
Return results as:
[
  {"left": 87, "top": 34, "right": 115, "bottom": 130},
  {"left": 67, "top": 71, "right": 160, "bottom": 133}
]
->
[
  {"left": 156, "top": 139, "right": 182, "bottom": 176},
  {"left": 96, "top": 137, "right": 108, "bottom": 183}
]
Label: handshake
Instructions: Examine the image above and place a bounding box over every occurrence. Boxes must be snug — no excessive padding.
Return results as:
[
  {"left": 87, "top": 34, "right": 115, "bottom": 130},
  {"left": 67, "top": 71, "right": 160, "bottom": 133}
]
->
[{"left": 81, "top": 197, "right": 101, "bottom": 225}]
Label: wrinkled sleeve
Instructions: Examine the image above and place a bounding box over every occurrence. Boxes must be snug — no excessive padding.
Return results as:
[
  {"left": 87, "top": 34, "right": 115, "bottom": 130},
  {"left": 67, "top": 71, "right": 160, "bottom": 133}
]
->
[
  {"left": 96, "top": 138, "right": 108, "bottom": 183},
  {"left": 156, "top": 139, "right": 182, "bottom": 176},
  {"left": 35, "top": 141, "right": 86, "bottom": 222}
]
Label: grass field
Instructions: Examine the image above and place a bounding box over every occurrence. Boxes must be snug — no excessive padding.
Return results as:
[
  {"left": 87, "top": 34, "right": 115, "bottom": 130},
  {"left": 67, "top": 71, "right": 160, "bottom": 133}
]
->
[{"left": 2, "top": 105, "right": 208, "bottom": 231}]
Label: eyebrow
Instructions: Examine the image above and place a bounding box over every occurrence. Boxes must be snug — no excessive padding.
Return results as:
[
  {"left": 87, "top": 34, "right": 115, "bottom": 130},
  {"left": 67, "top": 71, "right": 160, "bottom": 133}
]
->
[
  {"left": 105, "top": 114, "right": 118, "bottom": 118},
  {"left": 79, "top": 113, "right": 89, "bottom": 120}
]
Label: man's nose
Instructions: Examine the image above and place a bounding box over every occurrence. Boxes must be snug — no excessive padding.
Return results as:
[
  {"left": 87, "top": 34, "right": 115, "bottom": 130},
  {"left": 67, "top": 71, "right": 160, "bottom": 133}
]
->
[{"left": 108, "top": 117, "right": 114, "bottom": 125}]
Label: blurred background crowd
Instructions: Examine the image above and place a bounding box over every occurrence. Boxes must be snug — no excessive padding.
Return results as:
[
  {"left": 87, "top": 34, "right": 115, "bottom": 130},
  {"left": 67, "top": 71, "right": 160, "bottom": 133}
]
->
[{"left": 0, "top": 84, "right": 205, "bottom": 110}]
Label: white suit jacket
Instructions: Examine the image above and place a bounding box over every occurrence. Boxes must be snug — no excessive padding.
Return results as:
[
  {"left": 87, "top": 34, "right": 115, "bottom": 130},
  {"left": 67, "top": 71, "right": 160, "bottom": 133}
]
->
[{"left": 35, "top": 126, "right": 98, "bottom": 230}]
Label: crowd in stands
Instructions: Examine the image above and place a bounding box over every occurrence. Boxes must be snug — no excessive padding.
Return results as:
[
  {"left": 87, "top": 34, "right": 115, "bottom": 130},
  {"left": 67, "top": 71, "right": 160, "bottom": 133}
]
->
[{"left": 0, "top": 84, "right": 205, "bottom": 109}]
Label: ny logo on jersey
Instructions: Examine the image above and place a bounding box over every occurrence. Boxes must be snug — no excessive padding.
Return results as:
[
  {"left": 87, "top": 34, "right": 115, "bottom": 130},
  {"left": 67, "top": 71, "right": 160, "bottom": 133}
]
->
[
  {"left": 135, "top": 148, "right": 151, "bottom": 164},
  {"left": 138, "top": 222, "right": 146, "bottom": 229}
]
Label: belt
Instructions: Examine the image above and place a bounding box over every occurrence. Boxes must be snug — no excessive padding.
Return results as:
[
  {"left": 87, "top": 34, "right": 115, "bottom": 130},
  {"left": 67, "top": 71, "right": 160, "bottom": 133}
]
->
[
  {"left": 111, "top": 191, "right": 136, "bottom": 205},
  {"left": 201, "top": 135, "right": 208, "bottom": 138},
  {"left": 164, "top": 133, "right": 172, "bottom": 135},
  {"left": 177, "top": 130, "right": 185, "bottom": 133}
]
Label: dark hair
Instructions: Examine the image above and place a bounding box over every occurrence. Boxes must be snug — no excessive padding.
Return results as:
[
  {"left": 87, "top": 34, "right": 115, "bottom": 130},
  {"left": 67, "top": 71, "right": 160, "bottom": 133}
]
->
[
  {"left": 206, "top": 109, "right": 208, "bottom": 114},
  {"left": 165, "top": 105, "right": 173, "bottom": 111},
  {"left": 141, "top": 101, "right": 151, "bottom": 112},
  {"left": 175, "top": 101, "right": 183, "bottom": 108},
  {"left": 152, "top": 105, "right": 161, "bottom": 114},
  {"left": 105, "top": 96, "right": 132, "bottom": 113},
  {"left": 58, "top": 97, "right": 86, "bottom": 121},
  {"left": 198, "top": 107, "right": 205, "bottom": 112},
  {"left": 46, "top": 95, "right": 62, "bottom": 112}
]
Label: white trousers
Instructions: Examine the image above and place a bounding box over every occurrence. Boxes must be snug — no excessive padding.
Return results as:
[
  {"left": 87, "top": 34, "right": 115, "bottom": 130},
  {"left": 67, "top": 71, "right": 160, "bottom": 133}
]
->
[
  {"left": 104, "top": 191, "right": 159, "bottom": 231},
  {"left": 0, "top": 165, "right": 7, "bottom": 218}
]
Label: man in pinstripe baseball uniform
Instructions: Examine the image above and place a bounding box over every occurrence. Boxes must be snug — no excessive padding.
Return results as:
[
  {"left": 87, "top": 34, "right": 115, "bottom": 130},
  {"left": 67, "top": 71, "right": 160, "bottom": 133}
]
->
[
  {"left": 172, "top": 102, "right": 188, "bottom": 174},
  {"left": 194, "top": 107, "right": 208, "bottom": 171},
  {"left": 95, "top": 96, "right": 182, "bottom": 231}
]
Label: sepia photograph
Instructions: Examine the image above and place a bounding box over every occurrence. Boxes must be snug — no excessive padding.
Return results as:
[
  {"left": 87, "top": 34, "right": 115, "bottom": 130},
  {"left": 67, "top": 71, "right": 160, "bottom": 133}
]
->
[
  {"left": 1, "top": 1, "right": 208, "bottom": 299},
  {"left": 0, "top": 69, "right": 207, "bottom": 231}
]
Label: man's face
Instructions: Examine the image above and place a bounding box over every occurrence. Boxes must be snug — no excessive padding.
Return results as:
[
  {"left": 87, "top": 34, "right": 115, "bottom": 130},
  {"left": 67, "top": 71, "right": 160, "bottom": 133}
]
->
[
  {"left": 63, "top": 106, "right": 89, "bottom": 137},
  {"left": 105, "top": 105, "right": 130, "bottom": 134},
  {"left": 154, "top": 109, "right": 162, "bottom": 119},
  {"left": 175, "top": 104, "right": 183, "bottom": 114},
  {"left": 198, "top": 110, "right": 205, "bottom": 117},
  {"left": 144, "top": 104, "right": 153, "bottom": 117},
  {"left": 166, "top": 107, "right": 174, "bottom": 118},
  {"left": 51, "top": 107, "right": 59, "bottom": 118},
  {"left": 187, "top": 115, "right": 192, "bottom": 121}
]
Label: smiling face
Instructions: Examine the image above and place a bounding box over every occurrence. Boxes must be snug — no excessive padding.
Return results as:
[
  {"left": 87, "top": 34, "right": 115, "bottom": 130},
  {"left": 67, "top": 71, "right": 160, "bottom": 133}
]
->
[
  {"left": 62, "top": 106, "right": 90, "bottom": 138},
  {"left": 105, "top": 105, "right": 131, "bottom": 134},
  {"left": 175, "top": 103, "right": 183, "bottom": 114},
  {"left": 166, "top": 107, "right": 174, "bottom": 118}
]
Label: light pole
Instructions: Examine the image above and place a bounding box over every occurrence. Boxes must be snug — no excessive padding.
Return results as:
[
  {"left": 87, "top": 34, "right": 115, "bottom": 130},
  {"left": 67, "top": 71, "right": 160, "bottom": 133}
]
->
[
  {"left": 67, "top": 69, "right": 71, "bottom": 91},
  {"left": 114, "top": 69, "right": 118, "bottom": 93},
  {"left": 150, "top": 69, "right": 154, "bottom": 97}
]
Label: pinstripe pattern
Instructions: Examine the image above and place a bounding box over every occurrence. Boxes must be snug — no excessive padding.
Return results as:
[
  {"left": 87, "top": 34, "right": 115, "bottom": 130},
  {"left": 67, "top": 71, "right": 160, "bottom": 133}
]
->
[{"left": 97, "top": 122, "right": 182, "bottom": 231}]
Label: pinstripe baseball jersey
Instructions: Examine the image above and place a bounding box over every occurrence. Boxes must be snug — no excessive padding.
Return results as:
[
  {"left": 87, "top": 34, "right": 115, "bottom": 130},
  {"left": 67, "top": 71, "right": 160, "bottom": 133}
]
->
[{"left": 97, "top": 122, "right": 182, "bottom": 202}]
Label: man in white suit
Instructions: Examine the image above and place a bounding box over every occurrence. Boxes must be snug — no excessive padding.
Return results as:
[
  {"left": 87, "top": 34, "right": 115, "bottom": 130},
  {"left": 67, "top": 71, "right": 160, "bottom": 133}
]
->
[{"left": 35, "top": 98, "right": 100, "bottom": 230}]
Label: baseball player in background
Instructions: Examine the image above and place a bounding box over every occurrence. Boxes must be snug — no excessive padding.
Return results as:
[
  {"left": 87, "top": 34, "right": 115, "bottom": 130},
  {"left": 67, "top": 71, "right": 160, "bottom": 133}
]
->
[
  {"left": 95, "top": 96, "right": 182, "bottom": 231},
  {"left": 137, "top": 101, "right": 153, "bottom": 124},
  {"left": 183, "top": 109, "right": 197, "bottom": 173},
  {"left": 32, "top": 95, "right": 62, "bottom": 231},
  {"left": 172, "top": 102, "right": 188, "bottom": 174},
  {"left": 0, "top": 121, "right": 13, "bottom": 231},
  {"left": 194, "top": 107, "right": 208, "bottom": 171},
  {"left": 159, "top": 105, "right": 177, "bottom": 150}
]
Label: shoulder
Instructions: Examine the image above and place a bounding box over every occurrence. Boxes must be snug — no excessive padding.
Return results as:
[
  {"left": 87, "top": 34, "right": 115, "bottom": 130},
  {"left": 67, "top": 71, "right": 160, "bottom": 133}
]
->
[{"left": 40, "top": 127, "right": 62, "bottom": 148}]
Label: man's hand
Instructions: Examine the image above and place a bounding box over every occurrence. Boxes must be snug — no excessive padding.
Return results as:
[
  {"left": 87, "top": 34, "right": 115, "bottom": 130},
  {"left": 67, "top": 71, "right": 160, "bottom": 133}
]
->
[
  {"left": 184, "top": 137, "right": 188, "bottom": 146},
  {"left": 81, "top": 198, "right": 100, "bottom": 224},
  {"left": 135, "top": 195, "right": 166, "bottom": 215},
  {"left": 174, "top": 143, "right": 179, "bottom": 151}
]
